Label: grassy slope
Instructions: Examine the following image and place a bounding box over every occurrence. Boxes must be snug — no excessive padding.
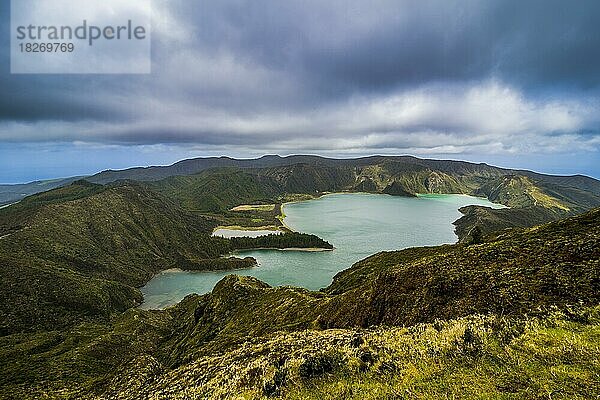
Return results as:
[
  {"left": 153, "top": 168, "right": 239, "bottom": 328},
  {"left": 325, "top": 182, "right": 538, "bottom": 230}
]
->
[
  {"left": 323, "top": 207, "right": 599, "bottom": 327},
  {"left": 149, "top": 168, "right": 287, "bottom": 229},
  {"left": 150, "top": 168, "right": 282, "bottom": 214},
  {"left": 148, "top": 162, "right": 600, "bottom": 240},
  {"left": 452, "top": 174, "right": 600, "bottom": 241},
  {"left": 454, "top": 205, "right": 559, "bottom": 240},
  {"left": 0, "top": 178, "right": 339, "bottom": 335},
  {"left": 3, "top": 305, "right": 598, "bottom": 399},
  {"left": 0, "top": 179, "right": 106, "bottom": 236},
  {"left": 1, "top": 209, "right": 597, "bottom": 398},
  {"left": 0, "top": 296, "right": 198, "bottom": 399},
  {"left": 0, "top": 182, "right": 228, "bottom": 334},
  {"left": 1, "top": 163, "right": 600, "bottom": 397},
  {"left": 114, "top": 307, "right": 600, "bottom": 400}
]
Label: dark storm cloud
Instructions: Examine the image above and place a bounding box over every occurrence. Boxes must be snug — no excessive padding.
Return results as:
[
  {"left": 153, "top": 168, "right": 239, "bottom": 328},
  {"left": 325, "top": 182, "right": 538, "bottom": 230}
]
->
[
  {"left": 106, "top": 126, "right": 280, "bottom": 146},
  {"left": 485, "top": 1, "right": 600, "bottom": 90},
  {"left": 0, "top": 77, "right": 131, "bottom": 122},
  {"left": 177, "top": 0, "right": 600, "bottom": 96},
  {"left": 0, "top": 0, "right": 138, "bottom": 123},
  {"left": 0, "top": 0, "right": 599, "bottom": 156}
]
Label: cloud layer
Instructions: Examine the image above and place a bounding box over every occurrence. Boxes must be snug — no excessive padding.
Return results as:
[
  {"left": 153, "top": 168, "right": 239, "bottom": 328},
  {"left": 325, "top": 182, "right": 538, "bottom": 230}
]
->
[{"left": 1, "top": 0, "right": 599, "bottom": 177}]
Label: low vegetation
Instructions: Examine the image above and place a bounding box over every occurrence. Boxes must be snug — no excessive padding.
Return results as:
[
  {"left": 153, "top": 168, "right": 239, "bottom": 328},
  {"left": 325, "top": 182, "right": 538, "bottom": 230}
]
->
[
  {"left": 143, "top": 161, "right": 600, "bottom": 239},
  {"left": 229, "top": 233, "right": 334, "bottom": 251},
  {"left": 2, "top": 207, "right": 595, "bottom": 397},
  {"left": 0, "top": 157, "right": 599, "bottom": 398},
  {"left": 0, "top": 181, "right": 328, "bottom": 335},
  {"left": 111, "top": 306, "right": 600, "bottom": 400}
]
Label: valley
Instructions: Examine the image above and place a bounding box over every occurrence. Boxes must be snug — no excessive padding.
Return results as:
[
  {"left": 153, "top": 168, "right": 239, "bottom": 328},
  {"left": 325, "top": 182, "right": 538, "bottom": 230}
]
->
[
  {"left": 3, "top": 2, "right": 599, "bottom": 398},
  {"left": 0, "top": 155, "right": 599, "bottom": 398},
  {"left": 141, "top": 193, "right": 502, "bottom": 309}
]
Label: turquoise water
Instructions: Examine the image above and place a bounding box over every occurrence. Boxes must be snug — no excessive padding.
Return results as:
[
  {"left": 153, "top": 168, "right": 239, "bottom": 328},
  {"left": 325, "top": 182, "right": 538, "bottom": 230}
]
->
[{"left": 140, "top": 193, "right": 503, "bottom": 309}]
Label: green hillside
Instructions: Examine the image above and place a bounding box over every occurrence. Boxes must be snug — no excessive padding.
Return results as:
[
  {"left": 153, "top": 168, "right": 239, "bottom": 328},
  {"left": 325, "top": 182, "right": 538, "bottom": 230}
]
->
[
  {"left": 1, "top": 158, "right": 599, "bottom": 398},
  {"left": 150, "top": 168, "right": 282, "bottom": 214},
  {"left": 0, "top": 207, "right": 597, "bottom": 398},
  {"left": 0, "top": 181, "right": 230, "bottom": 334},
  {"left": 140, "top": 160, "right": 600, "bottom": 239},
  {"left": 0, "top": 176, "right": 83, "bottom": 206},
  {"left": 4, "top": 156, "right": 600, "bottom": 236},
  {"left": 108, "top": 306, "right": 600, "bottom": 400},
  {"left": 0, "top": 178, "right": 341, "bottom": 336},
  {"left": 83, "top": 155, "right": 600, "bottom": 197}
]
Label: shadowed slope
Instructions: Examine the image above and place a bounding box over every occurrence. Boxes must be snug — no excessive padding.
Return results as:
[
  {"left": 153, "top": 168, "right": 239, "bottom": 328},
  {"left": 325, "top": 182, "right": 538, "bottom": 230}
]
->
[
  {"left": 0, "top": 182, "right": 227, "bottom": 334},
  {"left": 1, "top": 207, "right": 598, "bottom": 398},
  {"left": 159, "top": 208, "right": 600, "bottom": 359}
]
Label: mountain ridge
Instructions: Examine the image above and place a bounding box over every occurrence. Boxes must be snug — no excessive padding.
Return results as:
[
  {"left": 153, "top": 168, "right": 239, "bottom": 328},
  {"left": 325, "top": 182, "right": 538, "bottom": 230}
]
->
[{"left": 2, "top": 155, "right": 599, "bottom": 205}]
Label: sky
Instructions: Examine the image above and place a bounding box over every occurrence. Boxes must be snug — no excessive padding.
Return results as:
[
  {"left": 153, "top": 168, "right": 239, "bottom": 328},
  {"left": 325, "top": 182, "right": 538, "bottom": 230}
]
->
[{"left": 1, "top": 0, "right": 600, "bottom": 183}]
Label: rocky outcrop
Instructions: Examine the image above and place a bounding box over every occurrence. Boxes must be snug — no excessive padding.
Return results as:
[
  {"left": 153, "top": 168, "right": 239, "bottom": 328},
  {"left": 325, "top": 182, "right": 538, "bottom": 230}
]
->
[{"left": 382, "top": 181, "right": 416, "bottom": 197}]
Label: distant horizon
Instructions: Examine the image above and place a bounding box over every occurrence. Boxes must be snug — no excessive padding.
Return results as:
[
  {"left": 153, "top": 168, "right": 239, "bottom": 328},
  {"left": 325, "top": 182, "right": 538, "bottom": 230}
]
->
[{"left": 2, "top": 152, "right": 599, "bottom": 186}]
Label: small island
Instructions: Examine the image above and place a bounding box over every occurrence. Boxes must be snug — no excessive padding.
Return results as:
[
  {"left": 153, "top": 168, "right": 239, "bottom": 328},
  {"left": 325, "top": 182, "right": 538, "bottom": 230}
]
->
[{"left": 228, "top": 232, "right": 334, "bottom": 251}]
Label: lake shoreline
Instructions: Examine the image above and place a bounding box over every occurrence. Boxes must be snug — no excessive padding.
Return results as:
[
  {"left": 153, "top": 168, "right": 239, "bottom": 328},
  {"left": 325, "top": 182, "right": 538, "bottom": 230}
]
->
[
  {"left": 140, "top": 192, "right": 504, "bottom": 309},
  {"left": 216, "top": 191, "right": 503, "bottom": 238},
  {"left": 235, "top": 246, "right": 334, "bottom": 253},
  {"left": 0, "top": 202, "right": 17, "bottom": 209}
]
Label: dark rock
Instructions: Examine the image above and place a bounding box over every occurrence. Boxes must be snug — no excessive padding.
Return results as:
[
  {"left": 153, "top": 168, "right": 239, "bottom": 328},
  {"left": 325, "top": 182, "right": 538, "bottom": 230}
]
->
[{"left": 382, "top": 181, "right": 416, "bottom": 197}]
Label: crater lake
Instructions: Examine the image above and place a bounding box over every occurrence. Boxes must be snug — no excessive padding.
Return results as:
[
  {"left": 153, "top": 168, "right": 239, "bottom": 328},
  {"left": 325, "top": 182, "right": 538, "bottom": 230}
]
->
[{"left": 140, "top": 193, "right": 503, "bottom": 309}]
